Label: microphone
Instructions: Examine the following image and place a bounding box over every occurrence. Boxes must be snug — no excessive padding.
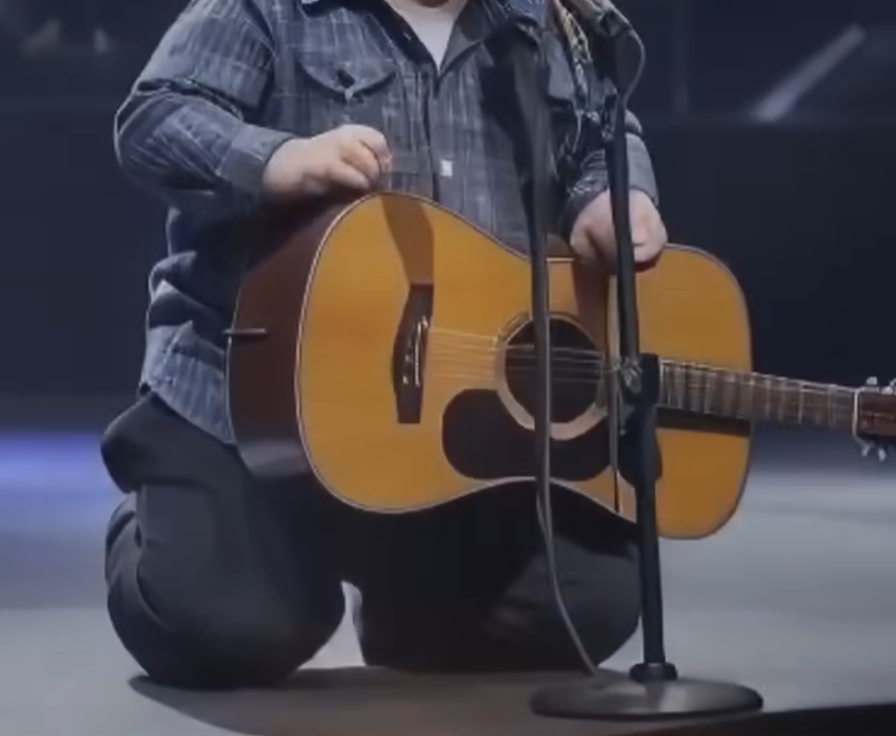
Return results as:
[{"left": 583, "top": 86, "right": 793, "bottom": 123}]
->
[
  {"left": 557, "top": 0, "right": 645, "bottom": 105},
  {"left": 558, "top": 0, "right": 634, "bottom": 39}
]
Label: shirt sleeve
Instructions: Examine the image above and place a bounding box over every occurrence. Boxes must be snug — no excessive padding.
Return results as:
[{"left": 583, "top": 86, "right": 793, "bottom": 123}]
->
[
  {"left": 114, "top": 0, "right": 294, "bottom": 219},
  {"left": 550, "top": 21, "right": 659, "bottom": 239},
  {"left": 558, "top": 110, "right": 659, "bottom": 238}
]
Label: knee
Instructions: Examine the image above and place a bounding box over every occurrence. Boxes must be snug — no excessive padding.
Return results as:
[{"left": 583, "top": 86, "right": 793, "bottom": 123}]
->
[
  {"left": 106, "top": 543, "right": 344, "bottom": 689},
  {"left": 564, "top": 585, "right": 641, "bottom": 666},
  {"left": 522, "top": 542, "right": 641, "bottom": 668},
  {"left": 553, "top": 548, "right": 641, "bottom": 665}
]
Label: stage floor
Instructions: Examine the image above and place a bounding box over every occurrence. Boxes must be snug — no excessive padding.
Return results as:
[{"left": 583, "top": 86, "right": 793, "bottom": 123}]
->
[{"left": 2, "top": 425, "right": 896, "bottom": 734}]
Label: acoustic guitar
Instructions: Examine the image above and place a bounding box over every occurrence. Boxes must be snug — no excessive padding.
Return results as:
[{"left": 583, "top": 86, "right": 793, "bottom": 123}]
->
[{"left": 227, "top": 192, "right": 896, "bottom": 539}]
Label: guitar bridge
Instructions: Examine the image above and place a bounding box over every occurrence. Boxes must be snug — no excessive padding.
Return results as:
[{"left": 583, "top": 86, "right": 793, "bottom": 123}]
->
[{"left": 392, "top": 284, "right": 433, "bottom": 424}]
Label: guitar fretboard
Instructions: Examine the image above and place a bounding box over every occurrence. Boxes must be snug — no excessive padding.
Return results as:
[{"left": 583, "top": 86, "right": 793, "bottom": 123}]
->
[{"left": 659, "top": 360, "right": 858, "bottom": 430}]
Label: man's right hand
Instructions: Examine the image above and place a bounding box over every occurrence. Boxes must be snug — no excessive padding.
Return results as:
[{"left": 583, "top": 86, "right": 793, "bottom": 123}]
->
[{"left": 261, "top": 124, "right": 392, "bottom": 202}]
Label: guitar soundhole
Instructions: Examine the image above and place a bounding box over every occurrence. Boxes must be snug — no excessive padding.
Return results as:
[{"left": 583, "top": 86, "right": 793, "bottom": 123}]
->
[{"left": 504, "top": 318, "right": 600, "bottom": 423}]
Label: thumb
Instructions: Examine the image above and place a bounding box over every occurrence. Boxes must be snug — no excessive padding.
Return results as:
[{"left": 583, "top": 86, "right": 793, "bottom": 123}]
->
[{"left": 631, "top": 223, "right": 650, "bottom": 246}]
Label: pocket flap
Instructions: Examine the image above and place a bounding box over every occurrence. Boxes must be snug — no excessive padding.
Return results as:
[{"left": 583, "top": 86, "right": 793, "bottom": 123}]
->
[{"left": 296, "top": 49, "right": 397, "bottom": 101}]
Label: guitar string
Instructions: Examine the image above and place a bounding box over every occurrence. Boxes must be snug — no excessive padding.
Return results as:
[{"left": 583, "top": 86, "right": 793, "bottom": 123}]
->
[
  {"left": 425, "top": 345, "right": 861, "bottom": 397},
  {"left": 423, "top": 367, "right": 863, "bottom": 404},
  {"left": 393, "top": 348, "right": 892, "bottom": 425},
  {"left": 410, "top": 367, "right": 895, "bottom": 423},
  {"left": 426, "top": 326, "right": 892, "bottom": 400},
  {"left": 427, "top": 347, "right": 612, "bottom": 373},
  {"left": 428, "top": 329, "right": 861, "bottom": 379},
  {"left": 424, "top": 334, "right": 863, "bottom": 397},
  {"left": 390, "top": 326, "right": 882, "bottom": 420},
  {"left": 422, "top": 357, "right": 864, "bottom": 402},
  {"left": 416, "top": 355, "right": 882, "bottom": 420}
]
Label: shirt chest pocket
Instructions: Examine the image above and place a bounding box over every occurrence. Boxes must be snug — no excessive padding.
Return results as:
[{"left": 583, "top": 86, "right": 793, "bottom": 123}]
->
[{"left": 292, "top": 48, "right": 400, "bottom": 133}]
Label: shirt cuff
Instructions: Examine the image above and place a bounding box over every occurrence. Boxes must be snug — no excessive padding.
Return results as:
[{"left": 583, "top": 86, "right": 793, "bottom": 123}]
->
[
  {"left": 627, "top": 133, "right": 659, "bottom": 205},
  {"left": 217, "top": 123, "right": 295, "bottom": 202},
  {"left": 558, "top": 133, "right": 659, "bottom": 240}
]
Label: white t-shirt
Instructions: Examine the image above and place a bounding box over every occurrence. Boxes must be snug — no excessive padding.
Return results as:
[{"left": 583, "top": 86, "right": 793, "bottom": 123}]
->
[{"left": 383, "top": 0, "right": 470, "bottom": 67}]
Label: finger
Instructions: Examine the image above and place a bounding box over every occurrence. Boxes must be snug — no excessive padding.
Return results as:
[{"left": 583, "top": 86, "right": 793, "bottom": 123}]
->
[
  {"left": 341, "top": 142, "right": 383, "bottom": 185},
  {"left": 352, "top": 126, "right": 390, "bottom": 158},
  {"left": 328, "top": 161, "right": 375, "bottom": 192},
  {"left": 569, "top": 233, "right": 600, "bottom": 264},
  {"left": 632, "top": 224, "right": 650, "bottom": 246},
  {"left": 634, "top": 242, "right": 660, "bottom": 263},
  {"left": 630, "top": 208, "right": 655, "bottom": 246},
  {"left": 629, "top": 192, "right": 659, "bottom": 242},
  {"left": 633, "top": 234, "right": 666, "bottom": 265},
  {"left": 349, "top": 125, "right": 392, "bottom": 173}
]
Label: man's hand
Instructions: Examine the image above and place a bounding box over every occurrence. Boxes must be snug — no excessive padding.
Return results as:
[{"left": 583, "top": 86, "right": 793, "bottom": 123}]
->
[
  {"left": 262, "top": 124, "right": 392, "bottom": 202},
  {"left": 569, "top": 189, "right": 667, "bottom": 270}
]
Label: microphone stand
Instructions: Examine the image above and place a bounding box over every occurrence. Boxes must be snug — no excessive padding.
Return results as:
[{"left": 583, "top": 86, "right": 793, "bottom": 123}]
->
[{"left": 530, "top": 20, "right": 763, "bottom": 722}]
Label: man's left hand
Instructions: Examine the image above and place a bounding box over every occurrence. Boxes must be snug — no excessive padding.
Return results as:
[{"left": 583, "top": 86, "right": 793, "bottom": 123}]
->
[{"left": 569, "top": 189, "right": 668, "bottom": 270}]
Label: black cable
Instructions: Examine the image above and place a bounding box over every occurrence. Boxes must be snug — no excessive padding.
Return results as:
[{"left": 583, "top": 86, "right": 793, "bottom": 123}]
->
[
  {"left": 526, "top": 7, "right": 648, "bottom": 680},
  {"left": 522, "top": 19, "right": 599, "bottom": 679}
]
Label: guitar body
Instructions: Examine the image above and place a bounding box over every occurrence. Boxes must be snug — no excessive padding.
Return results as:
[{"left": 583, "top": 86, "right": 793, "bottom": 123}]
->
[{"left": 228, "top": 192, "right": 752, "bottom": 539}]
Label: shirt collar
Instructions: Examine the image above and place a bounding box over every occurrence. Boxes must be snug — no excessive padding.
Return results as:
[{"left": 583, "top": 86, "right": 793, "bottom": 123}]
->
[{"left": 297, "top": 0, "right": 548, "bottom": 28}]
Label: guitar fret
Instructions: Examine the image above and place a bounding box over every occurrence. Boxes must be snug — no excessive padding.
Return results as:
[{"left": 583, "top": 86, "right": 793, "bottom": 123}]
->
[
  {"left": 814, "top": 388, "right": 826, "bottom": 426},
  {"left": 678, "top": 364, "right": 687, "bottom": 409},
  {"left": 722, "top": 371, "right": 735, "bottom": 418},
  {"left": 731, "top": 372, "right": 741, "bottom": 418},
  {"left": 663, "top": 364, "right": 673, "bottom": 407},
  {"left": 670, "top": 366, "right": 679, "bottom": 408},
  {"left": 673, "top": 363, "right": 684, "bottom": 410},
  {"left": 778, "top": 379, "right": 784, "bottom": 424},
  {"left": 744, "top": 374, "right": 755, "bottom": 420},
  {"left": 703, "top": 367, "right": 714, "bottom": 415},
  {"left": 774, "top": 377, "right": 784, "bottom": 422},
  {"left": 687, "top": 366, "right": 697, "bottom": 413},
  {"left": 677, "top": 364, "right": 687, "bottom": 410},
  {"left": 658, "top": 360, "right": 861, "bottom": 432}
]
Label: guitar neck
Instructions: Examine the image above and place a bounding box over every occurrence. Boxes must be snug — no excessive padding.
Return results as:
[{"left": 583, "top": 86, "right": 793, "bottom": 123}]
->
[{"left": 658, "top": 359, "right": 858, "bottom": 431}]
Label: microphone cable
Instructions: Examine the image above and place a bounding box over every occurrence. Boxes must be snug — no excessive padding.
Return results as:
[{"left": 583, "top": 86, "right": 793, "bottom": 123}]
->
[{"left": 526, "top": 0, "right": 647, "bottom": 680}]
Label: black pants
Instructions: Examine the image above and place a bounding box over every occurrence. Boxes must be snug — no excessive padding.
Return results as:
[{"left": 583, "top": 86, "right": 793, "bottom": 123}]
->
[{"left": 102, "top": 393, "right": 641, "bottom": 689}]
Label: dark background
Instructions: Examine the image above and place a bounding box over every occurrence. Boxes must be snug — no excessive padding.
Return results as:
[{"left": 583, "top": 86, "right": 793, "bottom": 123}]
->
[
  {"left": 3, "top": 4, "right": 896, "bottom": 729},
  {"left": 1, "top": 0, "right": 894, "bottom": 419}
]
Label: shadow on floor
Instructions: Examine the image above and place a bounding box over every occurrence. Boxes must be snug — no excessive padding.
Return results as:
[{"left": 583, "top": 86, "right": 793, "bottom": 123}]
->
[{"left": 130, "top": 667, "right": 896, "bottom": 736}]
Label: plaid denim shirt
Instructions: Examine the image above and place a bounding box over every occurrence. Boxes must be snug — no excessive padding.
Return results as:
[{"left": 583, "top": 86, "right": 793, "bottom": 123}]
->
[{"left": 115, "top": 0, "right": 658, "bottom": 444}]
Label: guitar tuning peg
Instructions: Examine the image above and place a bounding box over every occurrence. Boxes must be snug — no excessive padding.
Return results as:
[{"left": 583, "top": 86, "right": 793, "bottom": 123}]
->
[
  {"left": 866, "top": 376, "right": 879, "bottom": 387},
  {"left": 861, "top": 443, "right": 872, "bottom": 457},
  {"left": 879, "top": 447, "right": 888, "bottom": 462}
]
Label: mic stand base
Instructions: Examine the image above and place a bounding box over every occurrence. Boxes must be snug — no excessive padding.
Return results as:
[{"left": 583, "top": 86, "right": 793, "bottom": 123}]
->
[{"left": 530, "top": 666, "right": 763, "bottom": 721}]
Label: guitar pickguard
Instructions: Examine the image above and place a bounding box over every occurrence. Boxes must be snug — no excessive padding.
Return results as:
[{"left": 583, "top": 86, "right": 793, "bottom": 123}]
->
[{"left": 441, "top": 389, "right": 662, "bottom": 485}]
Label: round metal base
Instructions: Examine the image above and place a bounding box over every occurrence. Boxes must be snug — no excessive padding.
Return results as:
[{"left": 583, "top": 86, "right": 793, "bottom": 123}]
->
[{"left": 530, "top": 675, "right": 763, "bottom": 722}]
